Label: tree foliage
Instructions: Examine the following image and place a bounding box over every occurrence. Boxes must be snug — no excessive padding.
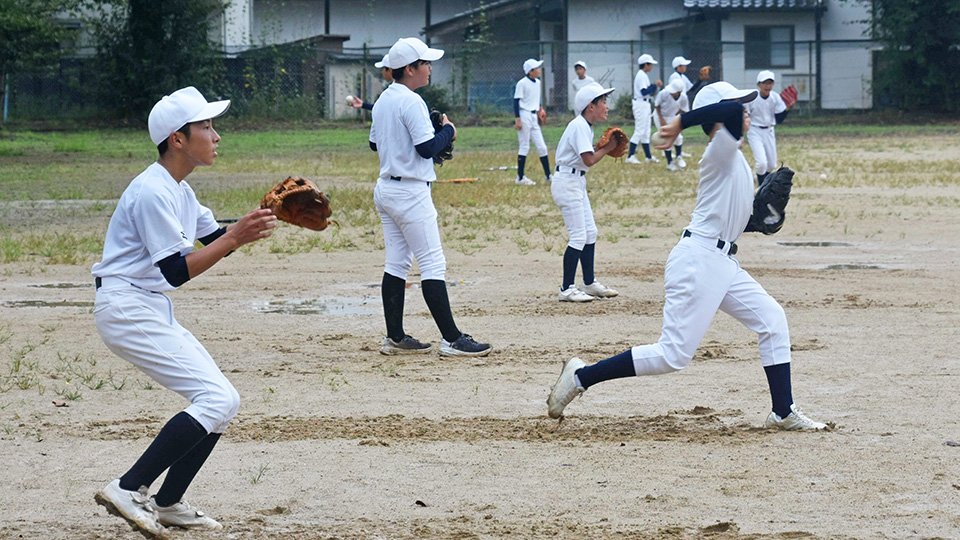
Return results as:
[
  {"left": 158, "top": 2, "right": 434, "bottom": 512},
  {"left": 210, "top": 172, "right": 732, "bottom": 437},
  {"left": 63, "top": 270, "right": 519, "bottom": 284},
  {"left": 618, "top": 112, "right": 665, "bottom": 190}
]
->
[
  {"left": 82, "top": 0, "right": 226, "bottom": 120},
  {"left": 857, "top": 0, "right": 960, "bottom": 112}
]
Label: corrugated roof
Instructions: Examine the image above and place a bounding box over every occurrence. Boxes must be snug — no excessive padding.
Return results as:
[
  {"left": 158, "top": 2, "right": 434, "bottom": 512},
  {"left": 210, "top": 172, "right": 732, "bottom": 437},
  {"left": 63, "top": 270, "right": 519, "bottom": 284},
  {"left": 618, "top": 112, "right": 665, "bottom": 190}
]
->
[{"left": 683, "top": 0, "right": 822, "bottom": 9}]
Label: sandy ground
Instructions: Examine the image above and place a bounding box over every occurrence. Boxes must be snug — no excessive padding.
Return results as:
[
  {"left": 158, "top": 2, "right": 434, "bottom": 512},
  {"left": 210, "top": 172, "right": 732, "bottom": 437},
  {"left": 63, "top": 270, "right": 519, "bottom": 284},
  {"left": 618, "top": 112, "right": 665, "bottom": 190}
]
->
[{"left": 2, "top": 154, "right": 960, "bottom": 539}]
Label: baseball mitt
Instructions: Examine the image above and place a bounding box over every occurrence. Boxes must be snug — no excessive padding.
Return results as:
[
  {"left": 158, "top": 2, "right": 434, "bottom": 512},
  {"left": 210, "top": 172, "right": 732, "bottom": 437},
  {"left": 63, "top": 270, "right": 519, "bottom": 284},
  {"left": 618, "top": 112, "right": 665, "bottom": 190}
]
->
[
  {"left": 260, "top": 176, "right": 333, "bottom": 231},
  {"left": 429, "top": 109, "right": 454, "bottom": 165},
  {"left": 744, "top": 166, "right": 794, "bottom": 235},
  {"left": 537, "top": 108, "right": 547, "bottom": 125},
  {"left": 596, "top": 126, "right": 629, "bottom": 158},
  {"left": 781, "top": 85, "right": 799, "bottom": 108},
  {"left": 699, "top": 65, "right": 712, "bottom": 81}
]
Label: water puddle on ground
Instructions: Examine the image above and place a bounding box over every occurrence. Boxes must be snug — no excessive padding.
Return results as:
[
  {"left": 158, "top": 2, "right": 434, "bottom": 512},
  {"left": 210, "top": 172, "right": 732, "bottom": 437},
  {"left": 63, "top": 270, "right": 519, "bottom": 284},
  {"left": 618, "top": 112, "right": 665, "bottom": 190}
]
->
[
  {"left": 4, "top": 300, "right": 93, "bottom": 308},
  {"left": 777, "top": 241, "right": 853, "bottom": 247},
  {"left": 253, "top": 297, "right": 378, "bottom": 316},
  {"left": 823, "top": 264, "right": 883, "bottom": 270},
  {"left": 28, "top": 283, "right": 91, "bottom": 289}
]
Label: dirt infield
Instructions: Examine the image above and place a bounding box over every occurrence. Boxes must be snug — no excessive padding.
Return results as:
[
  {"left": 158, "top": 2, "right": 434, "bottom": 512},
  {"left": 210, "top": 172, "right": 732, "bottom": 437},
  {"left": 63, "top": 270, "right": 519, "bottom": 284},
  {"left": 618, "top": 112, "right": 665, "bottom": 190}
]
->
[{"left": 2, "top": 134, "right": 960, "bottom": 539}]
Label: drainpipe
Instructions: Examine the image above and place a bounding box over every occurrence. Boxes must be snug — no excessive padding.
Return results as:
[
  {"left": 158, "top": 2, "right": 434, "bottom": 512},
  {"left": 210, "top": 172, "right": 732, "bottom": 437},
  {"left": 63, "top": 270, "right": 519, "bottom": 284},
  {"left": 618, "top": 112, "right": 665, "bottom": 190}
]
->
[{"left": 815, "top": 0, "right": 823, "bottom": 110}]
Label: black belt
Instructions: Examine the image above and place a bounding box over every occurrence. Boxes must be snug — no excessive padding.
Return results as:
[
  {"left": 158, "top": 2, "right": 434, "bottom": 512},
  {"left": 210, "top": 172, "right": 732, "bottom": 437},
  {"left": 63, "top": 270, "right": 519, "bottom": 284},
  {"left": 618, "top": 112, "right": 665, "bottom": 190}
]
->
[
  {"left": 755, "top": 125, "right": 771, "bottom": 129},
  {"left": 682, "top": 229, "right": 737, "bottom": 255},
  {"left": 95, "top": 276, "right": 101, "bottom": 289},
  {"left": 390, "top": 176, "right": 402, "bottom": 180},
  {"left": 556, "top": 165, "right": 586, "bottom": 176}
]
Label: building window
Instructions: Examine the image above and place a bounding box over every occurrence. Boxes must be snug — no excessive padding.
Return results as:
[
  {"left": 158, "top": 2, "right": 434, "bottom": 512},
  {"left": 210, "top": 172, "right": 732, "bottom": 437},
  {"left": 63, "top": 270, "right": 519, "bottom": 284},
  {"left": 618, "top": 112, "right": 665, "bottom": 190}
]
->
[{"left": 745, "top": 26, "right": 794, "bottom": 69}]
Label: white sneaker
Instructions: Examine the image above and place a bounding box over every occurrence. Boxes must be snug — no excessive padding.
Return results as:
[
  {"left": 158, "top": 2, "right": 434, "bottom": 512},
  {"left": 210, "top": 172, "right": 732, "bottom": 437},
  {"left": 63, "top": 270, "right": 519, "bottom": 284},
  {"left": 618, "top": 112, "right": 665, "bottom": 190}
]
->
[
  {"left": 94, "top": 479, "right": 165, "bottom": 538},
  {"left": 516, "top": 176, "right": 536, "bottom": 186},
  {"left": 625, "top": 155, "right": 642, "bottom": 164},
  {"left": 547, "top": 357, "right": 587, "bottom": 418},
  {"left": 666, "top": 162, "right": 679, "bottom": 172},
  {"left": 676, "top": 157, "right": 687, "bottom": 169},
  {"left": 558, "top": 285, "right": 594, "bottom": 302},
  {"left": 150, "top": 498, "right": 223, "bottom": 531},
  {"left": 645, "top": 156, "right": 660, "bottom": 163},
  {"left": 581, "top": 281, "right": 619, "bottom": 298},
  {"left": 764, "top": 404, "right": 828, "bottom": 431}
]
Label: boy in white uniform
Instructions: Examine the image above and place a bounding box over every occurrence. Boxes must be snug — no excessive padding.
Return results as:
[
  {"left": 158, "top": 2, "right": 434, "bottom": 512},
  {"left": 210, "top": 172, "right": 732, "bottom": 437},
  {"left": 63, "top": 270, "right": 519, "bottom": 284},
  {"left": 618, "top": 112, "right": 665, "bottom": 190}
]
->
[
  {"left": 370, "top": 37, "right": 492, "bottom": 358},
  {"left": 552, "top": 83, "right": 621, "bottom": 303},
  {"left": 570, "top": 60, "right": 596, "bottom": 111},
  {"left": 513, "top": 58, "right": 551, "bottom": 185},
  {"left": 625, "top": 53, "right": 662, "bottom": 164},
  {"left": 667, "top": 56, "right": 693, "bottom": 94},
  {"left": 654, "top": 79, "right": 690, "bottom": 171},
  {"left": 93, "top": 87, "right": 278, "bottom": 537},
  {"left": 547, "top": 81, "right": 827, "bottom": 432},
  {"left": 745, "top": 70, "right": 793, "bottom": 184}
]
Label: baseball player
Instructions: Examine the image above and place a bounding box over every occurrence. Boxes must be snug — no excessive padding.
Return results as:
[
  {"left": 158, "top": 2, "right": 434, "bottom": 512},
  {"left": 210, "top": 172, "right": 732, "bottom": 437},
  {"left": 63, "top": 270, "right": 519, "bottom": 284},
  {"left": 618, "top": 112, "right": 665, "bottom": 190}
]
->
[
  {"left": 654, "top": 79, "right": 690, "bottom": 171},
  {"left": 547, "top": 81, "right": 827, "bottom": 432},
  {"left": 625, "top": 53, "right": 662, "bottom": 164},
  {"left": 349, "top": 53, "right": 392, "bottom": 111},
  {"left": 369, "top": 37, "right": 491, "bottom": 358},
  {"left": 513, "top": 58, "right": 552, "bottom": 186},
  {"left": 745, "top": 70, "right": 794, "bottom": 184},
  {"left": 552, "top": 83, "right": 621, "bottom": 303},
  {"left": 570, "top": 60, "right": 596, "bottom": 111},
  {"left": 92, "top": 86, "right": 278, "bottom": 536},
  {"left": 668, "top": 56, "right": 693, "bottom": 94}
]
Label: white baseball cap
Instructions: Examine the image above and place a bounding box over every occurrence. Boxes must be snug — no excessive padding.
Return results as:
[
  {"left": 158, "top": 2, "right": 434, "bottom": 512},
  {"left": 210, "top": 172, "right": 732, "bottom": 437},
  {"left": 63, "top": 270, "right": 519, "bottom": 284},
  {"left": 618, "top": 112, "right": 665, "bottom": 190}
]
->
[
  {"left": 148, "top": 86, "right": 230, "bottom": 146},
  {"left": 386, "top": 37, "right": 443, "bottom": 69},
  {"left": 523, "top": 58, "right": 544, "bottom": 74},
  {"left": 637, "top": 54, "right": 657, "bottom": 65},
  {"left": 574, "top": 60, "right": 587, "bottom": 69},
  {"left": 757, "top": 70, "right": 776, "bottom": 83},
  {"left": 692, "top": 81, "right": 758, "bottom": 109},
  {"left": 374, "top": 53, "right": 390, "bottom": 69},
  {"left": 672, "top": 56, "right": 692, "bottom": 69},
  {"left": 575, "top": 82, "right": 615, "bottom": 114},
  {"left": 666, "top": 79, "right": 685, "bottom": 95}
]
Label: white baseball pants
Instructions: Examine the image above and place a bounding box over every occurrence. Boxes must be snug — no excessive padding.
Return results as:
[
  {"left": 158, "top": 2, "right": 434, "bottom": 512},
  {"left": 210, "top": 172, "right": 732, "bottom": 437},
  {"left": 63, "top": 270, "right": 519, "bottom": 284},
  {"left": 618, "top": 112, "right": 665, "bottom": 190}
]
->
[
  {"left": 550, "top": 171, "right": 597, "bottom": 250},
  {"left": 517, "top": 110, "right": 548, "bottom": 157},
  {"left": 747, "top": 125, "right": 777, "bottom": 176},
  {"left": 94, "top": 283, "right": 240, "bottom": 434},
  {"left": 374, "top": 178, "right": 447, "bottom": 281},
  {"left": 630, "top": 232, "right": 791, "bottom": 375},
  {"left": 630, "top": 99, "right": 652, "bottom": 145}
]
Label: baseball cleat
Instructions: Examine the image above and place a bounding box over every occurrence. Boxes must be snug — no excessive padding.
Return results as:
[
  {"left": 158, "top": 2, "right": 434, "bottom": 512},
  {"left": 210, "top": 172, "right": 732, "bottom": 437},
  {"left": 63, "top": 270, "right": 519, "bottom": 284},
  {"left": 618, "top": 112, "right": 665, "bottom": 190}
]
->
[
  {"left": 150, "top": 498, "right": 223, "bottom": 531},
  {"left": 581, "top": 281, "right": 619, "bottom": 298},
  {"left": 676, "top": 157, "right": 687, "bottom": 169},
  {"left": 645, "top": 156, "right": 660, "bottom": 164},
  {"left": 380, "top": 335, "right": 433, "bottom": 355},
  {"left": 547, "top": 357, "right": 587, "bottom": 418},
  {"left": 666, "top": 162, "right": 679, "bottom": 172},
  {"left": 439, "top": 334, "right": 492, "bottom": 357},
  {"left": 625, "top": 155, "right": 642, "bottom": 164},
  {"left": 515, "top": 176, "right": 536, "bottom": 186},
  {"left": 95, "top": 479, "right": 166, "bottom": 539},
  {"left": 764, "top": 404, "right": 828, "bottom": 431},
  {"left": 558, "top": 285, "right": 594, "bottom": 302}
]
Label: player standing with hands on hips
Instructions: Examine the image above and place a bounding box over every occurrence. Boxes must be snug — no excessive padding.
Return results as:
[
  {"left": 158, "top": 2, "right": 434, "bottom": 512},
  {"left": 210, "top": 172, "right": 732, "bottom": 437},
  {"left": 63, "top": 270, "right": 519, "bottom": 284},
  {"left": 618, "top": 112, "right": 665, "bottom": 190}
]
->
[
  {"left": 548, "top": 81, "right": 828, "bottom": 431},
  {"left": 746, "top": 70, "right": 794, "bottom": 184},
  {"left": 625, "top": 54, "right": 662, "bottom": 164},
  {"left": 92, "top": 87, "right": 278, "bottom": 537},
  {"left": 369, "top": 37, "right": 492, "bottom": 357},
  {"left": 513, "top": 58, "right": 552, "bottom": 186},
  {"left": 552, "top": 83, "right": 621, "bottom": 303}
]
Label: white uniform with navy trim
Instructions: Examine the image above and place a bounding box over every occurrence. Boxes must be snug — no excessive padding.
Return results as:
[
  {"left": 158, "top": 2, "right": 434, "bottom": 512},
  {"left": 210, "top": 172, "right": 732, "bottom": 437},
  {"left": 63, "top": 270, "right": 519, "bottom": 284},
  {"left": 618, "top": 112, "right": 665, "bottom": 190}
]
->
[
  {"left": 551, "top": 115, "right": 597, "bottom": 250},
  {"left": 628, "top": 123, "right": 792, "bottom": 376},
  {"left": 92, "top": 162, "right": 239, "bottom": 434},
  {"left": 570, "top": 75, "right": 596, "bottom": 110},
  {"left": 630, "top": 70, "right": 654, "bottom": 144},
  {"left": 370, "top": 82, "right": 446, "bottom": 281},
  {"left": 654, "top": 90, "right": 689, "bottom": 146},
  {"left": 514, "top": 76, "right": 548, "bottom": 157},
  {"left": 745, "top": 91, "right": 787, "bottom": 176}
]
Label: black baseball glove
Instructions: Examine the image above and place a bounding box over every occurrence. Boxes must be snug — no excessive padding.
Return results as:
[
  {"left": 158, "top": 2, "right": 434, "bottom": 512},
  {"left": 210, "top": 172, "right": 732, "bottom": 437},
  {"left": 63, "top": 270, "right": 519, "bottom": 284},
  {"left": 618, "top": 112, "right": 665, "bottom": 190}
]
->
[
  {"left": 429, "top": 109, "right": 454, "bottom": 166},
  {"left": 744, "top": 165, "right": 794, "bottom": 235}
]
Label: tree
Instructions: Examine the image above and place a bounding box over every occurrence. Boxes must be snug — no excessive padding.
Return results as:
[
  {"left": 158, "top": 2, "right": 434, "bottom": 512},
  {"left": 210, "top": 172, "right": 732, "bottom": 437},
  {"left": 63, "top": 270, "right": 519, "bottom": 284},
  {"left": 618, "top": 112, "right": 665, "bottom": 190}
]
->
[
  {"left": 0, "top": 0, "right": 77, "bottom": 124},
  {"left": 853, "top": 0, "right": 960, "bottom": 112},
  {"left": 82, "top": 0, "right": 227, "bottom": 120}
]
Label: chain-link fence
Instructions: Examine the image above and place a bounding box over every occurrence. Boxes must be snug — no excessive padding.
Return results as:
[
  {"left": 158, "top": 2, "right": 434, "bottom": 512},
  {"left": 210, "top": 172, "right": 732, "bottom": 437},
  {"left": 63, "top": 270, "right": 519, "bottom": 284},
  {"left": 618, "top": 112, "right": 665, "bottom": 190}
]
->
[{"left": 4, "top": 38, "right": 877, "bottom": 123}]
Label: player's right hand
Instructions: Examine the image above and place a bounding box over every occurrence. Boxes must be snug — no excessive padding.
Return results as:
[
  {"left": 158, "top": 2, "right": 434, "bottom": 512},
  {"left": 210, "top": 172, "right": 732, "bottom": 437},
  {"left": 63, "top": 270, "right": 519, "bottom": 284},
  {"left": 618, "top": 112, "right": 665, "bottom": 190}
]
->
[
  {"left": 442, "top": 114, "right": 457, "bottom": 140},
  {"left": 229, "top": 208, "right": 278, "bottom": 246},
  {"left": 655, "top": 117, "right": 682, "bottom": 150},
  {"left": 514, "top": 118, "right": 522, "bottom": 130}
]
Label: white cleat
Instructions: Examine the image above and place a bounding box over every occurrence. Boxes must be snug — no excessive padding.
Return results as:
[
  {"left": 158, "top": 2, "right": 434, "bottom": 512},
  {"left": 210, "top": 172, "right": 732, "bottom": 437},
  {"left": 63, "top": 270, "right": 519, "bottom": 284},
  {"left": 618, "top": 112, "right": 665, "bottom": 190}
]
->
[
  {"left": 625, "top": 155, "right": 642, "bottom": 164},
  {"left": 516, "top": 176, "right": 536, "bottom": 186},
  {"left": 150, "top": 498, "right": 223, "bottom": 531},
  {"left": 581, "top": 281, "right": 619, "bottom": 298},
  {"left": 645, "top": 156, "right": 660, "bottom": 163},
  {"left": 95, "top": 479, "right": 166, "bottom": 538},
  {"left": 558, "top": 285, "right": 594, "bottom": 302},
  {"left": 547, "top": 357, "right": 587, "bottom": 418},
  {"left": 764, "top": 404, "right": 828, "bottom": 431},
  {"left": 666, "top": 162, "right": 679, "bottom": 172},
  {"left": 676, "top": 156, "right": 687, "bottom": 169}
]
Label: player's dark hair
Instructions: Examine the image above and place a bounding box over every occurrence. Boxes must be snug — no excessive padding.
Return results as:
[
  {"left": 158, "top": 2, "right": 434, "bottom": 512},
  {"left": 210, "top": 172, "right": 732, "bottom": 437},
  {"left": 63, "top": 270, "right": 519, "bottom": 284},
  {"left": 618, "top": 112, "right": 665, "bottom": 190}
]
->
[
  {"left": 591, "top": 95, "right": 607, "bottom": 106},
  {"left": 391, "top": 60, "right": 430, "bottom": 83},
  {"left": 156, "top": 123, "right": 193, "bottom": 156}
]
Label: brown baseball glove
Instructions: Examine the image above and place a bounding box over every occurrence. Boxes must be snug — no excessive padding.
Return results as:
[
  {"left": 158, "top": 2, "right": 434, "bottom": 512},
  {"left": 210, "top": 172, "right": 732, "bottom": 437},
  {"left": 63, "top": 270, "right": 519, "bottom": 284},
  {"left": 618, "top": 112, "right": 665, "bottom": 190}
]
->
[
  {"left": 260, "top": 176, "right": 333, "bottom": 231},
  {"left": 596, "top": 126, "right": 629, "bottom": 158},
  {"left": 699, "top": 65, "right": 712, "bottom": 81}
]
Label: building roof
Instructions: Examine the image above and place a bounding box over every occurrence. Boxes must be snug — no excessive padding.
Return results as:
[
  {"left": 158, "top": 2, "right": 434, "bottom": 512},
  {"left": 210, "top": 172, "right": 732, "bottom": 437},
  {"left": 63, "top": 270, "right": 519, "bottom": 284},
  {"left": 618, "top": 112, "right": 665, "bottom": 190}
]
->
[
  {"left": 683, "top": 0, "right": 823, "bottom": 9},
  {"left": 424, "top": 0, "right": 537, "bottom": 38}
]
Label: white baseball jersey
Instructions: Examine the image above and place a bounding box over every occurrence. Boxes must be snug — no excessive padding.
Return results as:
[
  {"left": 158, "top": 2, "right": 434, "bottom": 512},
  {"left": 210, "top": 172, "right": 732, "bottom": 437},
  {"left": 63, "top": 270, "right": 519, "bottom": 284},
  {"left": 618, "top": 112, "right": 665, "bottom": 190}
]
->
[
  {"left": 91, "top": 162, "right": 219, "bottom": 292},
  {"left": 555, "top": 115, "right": 594, "bottom": 172},
  {"left": 668, "top": 72, "right": 693, "bottom": 93},
  {"left": 571, "top": 75, "right": 596, "bottom": 96},
  {"left": 655, "top": 91, "right": 689, "bottom": 122},
  {"left": 686, "top": 125, "right": 754, "bottom": 243},
  {"left": 633, "top": 70, "right": 653, "bottom": 101},
  {"left": 369, "top": 83, "right": 437, "bottom": 182},
  {"left": 745, "top": 91, "right": 786, "bottom": 128},
  {"left": 514, "top": 76, "right": 541, "bottom": 112}
]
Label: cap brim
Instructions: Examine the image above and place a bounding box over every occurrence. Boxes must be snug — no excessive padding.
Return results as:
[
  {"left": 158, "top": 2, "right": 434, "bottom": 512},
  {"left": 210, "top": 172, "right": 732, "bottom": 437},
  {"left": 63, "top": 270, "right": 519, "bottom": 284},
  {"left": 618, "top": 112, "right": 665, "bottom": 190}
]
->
[
  {"left": 532, "top": 61, "right": 544, "bottom": 69},
  {"left": 722, "top": 89, "right": 758, "bottom": 104},
  {"left": 422, "top": 48, "right": 444, "bottom": 62},
  {"left": 188, "top": 99, "right": 231, "bottom": 123}
]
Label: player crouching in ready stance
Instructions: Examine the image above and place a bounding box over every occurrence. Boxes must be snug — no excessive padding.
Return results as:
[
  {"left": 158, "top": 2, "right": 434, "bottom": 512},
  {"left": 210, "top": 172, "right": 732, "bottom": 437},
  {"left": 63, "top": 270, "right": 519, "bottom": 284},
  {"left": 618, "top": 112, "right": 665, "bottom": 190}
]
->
[
  {"left": 92, "top": 87, "right": 278, "bottom": 537},
  {"left": 547, "top": 81, "right": 828, "bottom": 431}
]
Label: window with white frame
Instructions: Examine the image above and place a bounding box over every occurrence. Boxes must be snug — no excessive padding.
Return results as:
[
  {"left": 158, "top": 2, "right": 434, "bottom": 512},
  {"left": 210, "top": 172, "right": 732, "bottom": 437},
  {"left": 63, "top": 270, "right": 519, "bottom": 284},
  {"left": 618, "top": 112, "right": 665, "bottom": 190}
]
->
[{"left": 745, "top": 25, "right": 794, "bottom": 69}]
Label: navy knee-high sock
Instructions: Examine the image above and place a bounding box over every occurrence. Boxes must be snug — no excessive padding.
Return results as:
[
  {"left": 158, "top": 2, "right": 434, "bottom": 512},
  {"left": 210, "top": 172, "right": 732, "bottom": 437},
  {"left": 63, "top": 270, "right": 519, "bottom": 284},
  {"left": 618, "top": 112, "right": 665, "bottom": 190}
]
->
[
  {"left": 154, "top": 432, "right": 221, "bottom": 507},
  {"left": 764, "top": 362, "right": 794, "bottom": 419},
  {"left": 575, "top": 349, "right": 636, "bottom": 389},
  {"left": 119, "top": 412, "right": 208, "bottom": 492},
  {"left": 421, "top": 279, "right": 461, "bottom": 343},
  {"left": 381, "top": 272, "right": 406, "bottom": 341},
  {"left": 562, "top": 246, "right": 581, "bottom": 290},
  {"left": 641, "top": 143, "right": 652, "bottom": 159},
  {"left": 628, "top": 142, "right": 637, "bottom": 158},
  {"left": 517, "top": 155, "right": 527, "bottom": 179},
  {"left": 540, "top": 155, "right": 552, "bottom": 179},
  {"left": 675, "top": 144, "right": 683, "bottom": 157},
  {"left": 665, "top": 150, "right": 673, "bottom": 164},
  {"left": 580, "top": 243, "right": 596, "bottom": 285}
]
